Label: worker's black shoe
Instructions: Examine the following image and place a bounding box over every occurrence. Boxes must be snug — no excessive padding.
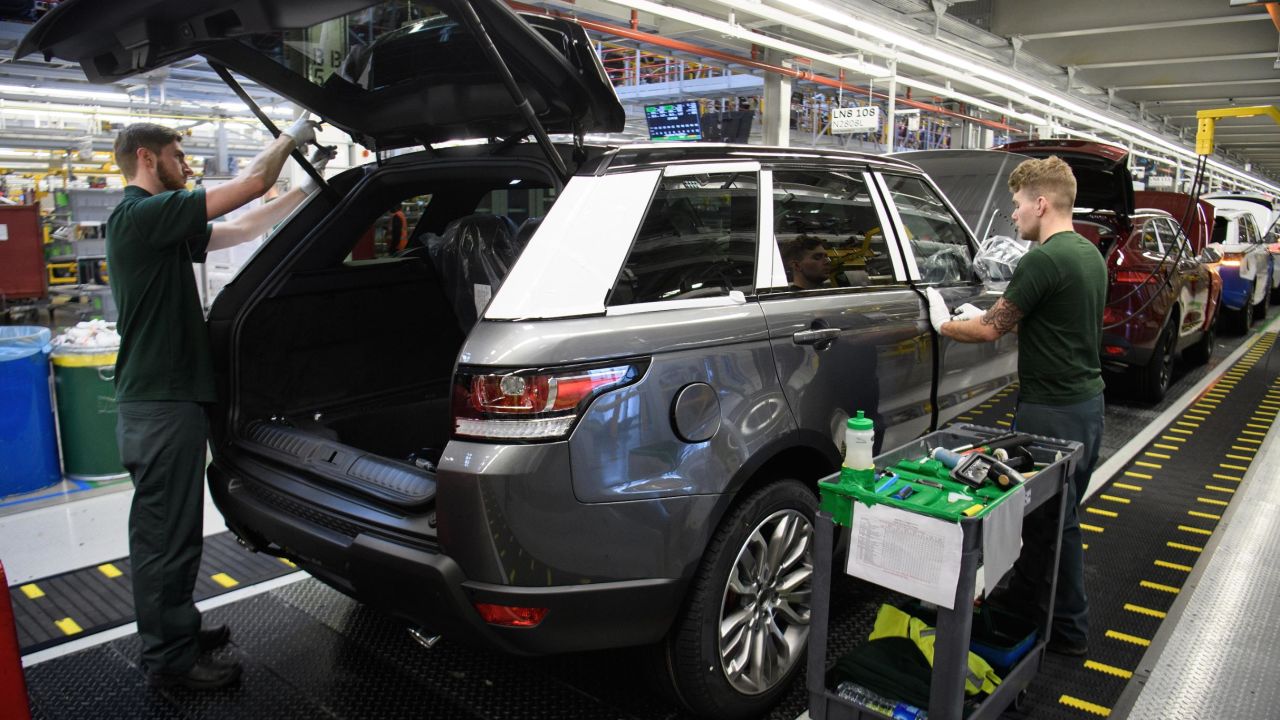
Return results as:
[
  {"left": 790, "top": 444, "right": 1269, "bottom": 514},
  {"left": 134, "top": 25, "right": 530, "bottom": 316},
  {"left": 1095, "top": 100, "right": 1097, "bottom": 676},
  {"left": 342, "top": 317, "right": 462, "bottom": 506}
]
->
[
  {"left": 1046, "top": 636, "right": 1089, "bottom": 657},
  {"left": 197, "top": 624, "right": 231, "bottom": 652},
  {"left": 147, "top": 657, "right": 242, "bottom": 691}
]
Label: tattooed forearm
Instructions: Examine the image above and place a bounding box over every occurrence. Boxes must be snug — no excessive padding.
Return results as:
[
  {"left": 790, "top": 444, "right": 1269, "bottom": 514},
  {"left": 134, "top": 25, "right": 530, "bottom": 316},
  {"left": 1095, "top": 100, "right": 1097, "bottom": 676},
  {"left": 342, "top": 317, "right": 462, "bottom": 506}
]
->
[{"left": 981, "top": 298, "right": 1023, "bottom": 336}]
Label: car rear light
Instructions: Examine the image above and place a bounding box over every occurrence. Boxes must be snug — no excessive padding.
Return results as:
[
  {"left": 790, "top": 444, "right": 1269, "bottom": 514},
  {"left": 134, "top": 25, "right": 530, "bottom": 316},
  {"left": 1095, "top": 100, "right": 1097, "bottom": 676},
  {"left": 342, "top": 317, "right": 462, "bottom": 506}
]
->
[
  {"left": 1103, "top": 345, "right": 1126, "bottom": 357},
  {"left": 1102, "top": 306, "right": 1125, "bottom": 326},
  {"left": 473, "top": 602, "right": 548, "bottom": 627},
  {"left": 452, "top": 360, "right": 648, "bottom": 441},
  {"left": 1221, "top": 259, "right": 1241, "bottom": 267},
  {"left": 1113, "top": 270, "right": 1159, "bottom": 284}
]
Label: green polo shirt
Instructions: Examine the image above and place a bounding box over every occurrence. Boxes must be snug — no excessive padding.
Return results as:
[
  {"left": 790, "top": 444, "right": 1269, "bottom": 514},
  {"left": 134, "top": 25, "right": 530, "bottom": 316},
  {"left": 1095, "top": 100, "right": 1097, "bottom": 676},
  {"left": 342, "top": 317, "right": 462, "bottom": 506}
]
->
[
  {"left": 1002, "top": 231, "right": 1107, "bottom": 405},
  {"left": 106, "top": 185, "right": 215, "bottom": 403}
]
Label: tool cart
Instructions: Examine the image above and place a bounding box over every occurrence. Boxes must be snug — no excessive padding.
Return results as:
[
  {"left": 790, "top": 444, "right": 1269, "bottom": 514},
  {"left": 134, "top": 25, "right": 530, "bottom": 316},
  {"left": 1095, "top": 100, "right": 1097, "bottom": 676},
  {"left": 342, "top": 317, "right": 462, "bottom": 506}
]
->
[{"left": 807, "top": 424, "right": 1083, "bottom": 720}]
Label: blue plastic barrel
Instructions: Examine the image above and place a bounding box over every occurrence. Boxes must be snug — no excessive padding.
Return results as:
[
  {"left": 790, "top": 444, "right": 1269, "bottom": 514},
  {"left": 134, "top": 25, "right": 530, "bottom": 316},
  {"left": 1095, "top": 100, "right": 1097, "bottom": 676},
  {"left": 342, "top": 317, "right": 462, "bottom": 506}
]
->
[{"left": 0, "top": 327, "right": 61, "bottom": 495}]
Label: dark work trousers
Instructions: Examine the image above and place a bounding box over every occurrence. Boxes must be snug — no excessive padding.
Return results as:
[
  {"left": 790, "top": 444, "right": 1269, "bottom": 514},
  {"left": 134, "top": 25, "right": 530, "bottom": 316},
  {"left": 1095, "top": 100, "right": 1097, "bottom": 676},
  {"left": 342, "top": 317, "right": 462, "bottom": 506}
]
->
[
  {"left": 1009, "top": 393, "right": 1104, "bottom": 647},
  {"left": 116, "top": 400, "right": 209, "bottom": 674}
]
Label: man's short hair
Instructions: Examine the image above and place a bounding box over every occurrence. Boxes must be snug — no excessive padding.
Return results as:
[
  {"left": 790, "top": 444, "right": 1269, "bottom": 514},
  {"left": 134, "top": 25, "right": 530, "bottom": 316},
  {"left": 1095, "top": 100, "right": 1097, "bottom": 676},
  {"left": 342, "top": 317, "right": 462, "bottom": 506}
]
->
[
  {"left": 782, "top": 234, "right": 826, "bottom": 267},
  {"left": 1008, "top": 155, "right": 1077, "bottom": 213},
  {"left": 114, "top": 123, "right": 182, "bottom": 180}
]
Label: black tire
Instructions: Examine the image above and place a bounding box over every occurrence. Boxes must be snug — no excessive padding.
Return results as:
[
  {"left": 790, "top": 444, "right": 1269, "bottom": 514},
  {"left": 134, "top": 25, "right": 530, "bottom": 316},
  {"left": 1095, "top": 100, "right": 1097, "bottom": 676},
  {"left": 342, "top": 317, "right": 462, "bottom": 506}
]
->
[
  {"left": 1254, "top": 286, "right": 1269, "bottom": 322},
  {"left": 1136, "top": 321, "right": 1175, "bottom": 403},
  {"left": 656, "top": 480, "right": 816, "bottom": 719},
  {"left": 1183, "top": 314, "right": 1215, "bottom": 367},
  {"left": 1271, "top": 281, "right": 1280, "bottom": 306}
]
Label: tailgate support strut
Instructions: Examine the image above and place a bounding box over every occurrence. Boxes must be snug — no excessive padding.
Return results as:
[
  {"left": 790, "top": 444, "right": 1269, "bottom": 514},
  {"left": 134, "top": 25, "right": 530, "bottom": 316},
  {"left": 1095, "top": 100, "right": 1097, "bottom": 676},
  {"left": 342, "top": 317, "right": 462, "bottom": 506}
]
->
[
  {"left": 456, "top": 0, "right": 569, "bottom": 189},
  {"left": 208, "top": 61, "right": 342, "bottom": 204}
]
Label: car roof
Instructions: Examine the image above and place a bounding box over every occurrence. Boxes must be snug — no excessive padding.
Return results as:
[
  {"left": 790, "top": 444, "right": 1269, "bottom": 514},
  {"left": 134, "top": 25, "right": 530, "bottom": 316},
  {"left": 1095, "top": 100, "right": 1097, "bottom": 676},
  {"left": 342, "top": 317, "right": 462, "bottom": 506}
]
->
[{"left": 600, "top": 143, "right": 921, "bottom": 174}]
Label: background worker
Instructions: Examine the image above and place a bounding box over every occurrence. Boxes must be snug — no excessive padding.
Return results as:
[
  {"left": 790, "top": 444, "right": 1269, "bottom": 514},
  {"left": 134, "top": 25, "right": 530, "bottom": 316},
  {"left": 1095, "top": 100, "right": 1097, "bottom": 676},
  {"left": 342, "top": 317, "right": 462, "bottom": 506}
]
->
[
  {"left": 925, "top": 155, "right": 1106, "bottom": 657},
  {"left": 107, "top": 117, "right": 326, "bottom": 690}
]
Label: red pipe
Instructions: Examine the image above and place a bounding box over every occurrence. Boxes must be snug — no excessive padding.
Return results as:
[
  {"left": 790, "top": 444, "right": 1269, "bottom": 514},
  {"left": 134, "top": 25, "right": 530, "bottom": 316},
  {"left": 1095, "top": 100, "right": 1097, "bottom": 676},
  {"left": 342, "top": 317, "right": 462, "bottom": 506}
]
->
[
  {"left": 507, "top": 0, "right": 1022, "bottom": 133},
  {"left": 630, "top": 9, "right": 638, "bottom": 31}
]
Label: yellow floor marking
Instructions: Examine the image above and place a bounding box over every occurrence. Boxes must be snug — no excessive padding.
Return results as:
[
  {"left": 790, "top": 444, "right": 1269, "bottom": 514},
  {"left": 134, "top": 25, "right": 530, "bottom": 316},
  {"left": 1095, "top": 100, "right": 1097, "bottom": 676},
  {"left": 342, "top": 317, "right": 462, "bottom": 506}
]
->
[
  {"left": 1144, "top": 452, "right": 1171, "bottom": 460},
  {"left": 1125, "top": 603, "right": 1168, "bottom": 618},
  {"left": 1114, "top": 482, "right": 1143, "bottom": 491},
  {"left": 279, "top": 558, "right": 297, "bottom": 568},
  {"left": 97, "top": 563, "right": 122, "bottom": 579},
  {"left": 1197, "top": 496, "right": 1229, "bottom": 506},
  {"left": 1213, "top": 473, "right": 1243, "bottom": 482},
  {"left": 1237, "top": 438, "right": 1262, "bottom": 445},
  {"left": 1168, "top": 541, "right": 1203, "bottom": 553},
  {"left": 1106, "top": 630, "right": 1151, "bottom": 647},
  {"left": 1125, "top": 470, "right": 1153, "bottom": 479},
  {"left": 1179, "top": 525, "right": 1213, "bottom": 536},
  {"left": 1134, "top": 461, "right": 1162, "bottom": 469},
  {"left": 1231, "top": 445, "right": 1257, "bottom": 453},
  {"left": 1155, "top": 560, "right": 1193, "bottom": 572},
  {"left": 1141, "top": 580, "right": 1180, "bottom": 594},
  {"left": 55, "top": 617, "right": 83, "bottom": 636},
  {"left": 1160, "top": 435, "right": 1186, "bottom": 443},
  {"left": 1188, "top": 510, "right": 1221, "bottom": 520},
  {"left": 1205, "top": 485, "right": 1236, "bottom": 494},
  {"left": 996, "top": 420, "right": 1012, "bottom": 427},
  {"left": 1168, "top": 427, "right": 1194, "bottom": 435},
  {"left": 1175, "top": 421, "right": 1199, "bottom": 428},
  {"left": 1085, "top": 660, "right": 1133, "bottom": 679},
  {"left": 1087, "top": 507, "right": 1119, "bottom": 518},
  {"left": 1184, "top": 411, "right": 1209, "bottom": 419},
  {"left": 1247, "top": 423, "right": 1271, "bottom": 430},
  {"left": 211, "top": 573, "right": 239, "bottom": 588},
  {"left": 1204, "top": 390, "right": 1227, "bottom": 397},
  {"left": 1059, "top": 695, "right": 1111, "bottom": 717},
  {"left": 20, "top": 584, "right": 44, "bottom": 600},
  {"left": 1154, "top": 443, "right": 1180, "bottom": 451},
  {"left": 1005, "top": 412, "right": 1015, "bottom": 417},
  {"left": 1099, "top": 494, "right": 1131, "bottom": 504},
  {"left": 1225, "top": 454, "right": 1253, "bottom": 461},
  {"left": 1220, "top": 463, "right": 1250, "bottom": 471},
  {"left": 1081, "top": 523, "right": 1105, "bottom": 533},
  {"left": 956, "top": 416, "right": 973, "bottom": 421},
  {"left": 1242, "top": 429, "right": 1268, "bottom": 437},
  {"left": 1083, "top": 543, "right": 1089, "bottom": 550}
]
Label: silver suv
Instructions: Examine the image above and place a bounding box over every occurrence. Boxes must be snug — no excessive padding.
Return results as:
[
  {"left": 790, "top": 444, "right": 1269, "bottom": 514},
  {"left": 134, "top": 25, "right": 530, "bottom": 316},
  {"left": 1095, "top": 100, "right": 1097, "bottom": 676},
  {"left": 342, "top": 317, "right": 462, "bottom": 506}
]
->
[{"left": 25, "top": 0, "right": 1016, "bottom": 716}]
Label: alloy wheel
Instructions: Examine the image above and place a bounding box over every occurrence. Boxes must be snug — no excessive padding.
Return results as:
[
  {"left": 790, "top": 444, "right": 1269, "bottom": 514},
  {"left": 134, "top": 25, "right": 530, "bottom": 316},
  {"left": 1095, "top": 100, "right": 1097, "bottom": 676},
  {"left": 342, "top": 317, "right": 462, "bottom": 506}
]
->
[{"left": 717, "top": 508, "right": 813, "bottom": 695}]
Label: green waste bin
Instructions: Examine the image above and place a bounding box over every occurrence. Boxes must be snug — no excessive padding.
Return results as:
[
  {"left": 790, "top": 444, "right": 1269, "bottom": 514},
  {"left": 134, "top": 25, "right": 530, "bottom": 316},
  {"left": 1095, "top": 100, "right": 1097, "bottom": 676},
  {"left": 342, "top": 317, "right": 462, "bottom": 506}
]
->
[{"left": 51, "top": 346, "right": 127, "bottom": 482}]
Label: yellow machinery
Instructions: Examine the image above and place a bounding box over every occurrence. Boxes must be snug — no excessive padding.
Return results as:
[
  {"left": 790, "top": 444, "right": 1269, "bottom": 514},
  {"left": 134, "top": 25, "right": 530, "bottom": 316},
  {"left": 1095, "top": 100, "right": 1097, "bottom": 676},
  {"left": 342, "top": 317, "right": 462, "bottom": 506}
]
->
[{"left": 1196, "top": 105, "right": 1280, "bottom": 156}]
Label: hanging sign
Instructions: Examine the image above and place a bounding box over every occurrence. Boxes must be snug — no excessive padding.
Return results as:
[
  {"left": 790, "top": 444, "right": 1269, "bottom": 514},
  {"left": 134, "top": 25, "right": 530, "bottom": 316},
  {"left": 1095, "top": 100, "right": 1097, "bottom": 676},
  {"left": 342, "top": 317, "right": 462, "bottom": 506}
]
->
[{"left": 831, "top": 106, "right": 881, "bottom": 134}]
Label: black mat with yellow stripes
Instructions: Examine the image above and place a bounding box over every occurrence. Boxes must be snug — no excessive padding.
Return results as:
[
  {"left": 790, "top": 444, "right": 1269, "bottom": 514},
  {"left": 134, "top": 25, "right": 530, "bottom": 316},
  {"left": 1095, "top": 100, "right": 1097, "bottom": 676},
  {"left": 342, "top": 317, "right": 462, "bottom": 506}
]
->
[
  {"left": 955, "top": 331, "right": 1278, "bottom": 720},
  {"left": 11, "top": 531, "right": 298, "bottom": 654}
]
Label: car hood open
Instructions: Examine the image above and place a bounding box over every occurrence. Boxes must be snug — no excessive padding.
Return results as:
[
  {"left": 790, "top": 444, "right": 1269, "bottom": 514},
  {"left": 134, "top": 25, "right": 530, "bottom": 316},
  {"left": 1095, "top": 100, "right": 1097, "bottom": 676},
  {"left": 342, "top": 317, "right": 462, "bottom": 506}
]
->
[{"left": 18, "top": 0, "right": 624, "bottom": 149}]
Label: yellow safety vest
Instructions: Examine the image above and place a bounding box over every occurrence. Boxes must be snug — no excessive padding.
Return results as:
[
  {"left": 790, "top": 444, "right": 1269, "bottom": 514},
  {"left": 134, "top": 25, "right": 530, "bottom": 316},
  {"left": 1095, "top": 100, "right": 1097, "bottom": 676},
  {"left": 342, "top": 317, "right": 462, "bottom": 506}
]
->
[{"left": 869, "top": 604, "right": 1002, "bottom": 696}]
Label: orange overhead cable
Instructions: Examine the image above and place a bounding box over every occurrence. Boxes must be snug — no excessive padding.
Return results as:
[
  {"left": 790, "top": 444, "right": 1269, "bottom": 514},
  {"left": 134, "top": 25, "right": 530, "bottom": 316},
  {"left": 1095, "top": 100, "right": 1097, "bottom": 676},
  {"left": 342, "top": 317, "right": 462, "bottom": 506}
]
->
[{"left": 505, "top": 0, "right": 1023, "bottom": 133}]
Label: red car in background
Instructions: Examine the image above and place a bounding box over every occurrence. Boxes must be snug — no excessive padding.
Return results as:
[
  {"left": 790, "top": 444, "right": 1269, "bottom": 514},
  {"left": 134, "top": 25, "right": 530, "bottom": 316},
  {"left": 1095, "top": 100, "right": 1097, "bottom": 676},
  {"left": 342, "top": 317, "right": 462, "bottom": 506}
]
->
[{"left": 998, "top": 141, "right": 1219, "bottom": 401}]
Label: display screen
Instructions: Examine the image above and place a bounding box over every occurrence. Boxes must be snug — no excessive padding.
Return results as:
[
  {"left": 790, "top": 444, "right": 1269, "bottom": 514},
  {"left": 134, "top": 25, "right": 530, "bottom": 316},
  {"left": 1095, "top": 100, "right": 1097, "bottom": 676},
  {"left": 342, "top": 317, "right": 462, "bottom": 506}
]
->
[{"left": 645, "top": 102, "right": 703, "bottom": 142}]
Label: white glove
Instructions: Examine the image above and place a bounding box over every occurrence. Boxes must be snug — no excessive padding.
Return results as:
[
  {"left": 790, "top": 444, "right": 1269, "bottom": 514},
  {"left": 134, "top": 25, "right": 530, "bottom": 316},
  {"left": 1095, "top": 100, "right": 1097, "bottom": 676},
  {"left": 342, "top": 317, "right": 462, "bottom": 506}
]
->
[
  {"left": 300, "top": 146, "right": 336, "bottom": 194},
  {"left": 925, "top": 287, "right": 952, "bottom": 333},
  {"left": 953, "top": 303, "right": 984, "bottom": 322},
  {"left": 283, "top": 116, "right": 321, "bottom": 147}
]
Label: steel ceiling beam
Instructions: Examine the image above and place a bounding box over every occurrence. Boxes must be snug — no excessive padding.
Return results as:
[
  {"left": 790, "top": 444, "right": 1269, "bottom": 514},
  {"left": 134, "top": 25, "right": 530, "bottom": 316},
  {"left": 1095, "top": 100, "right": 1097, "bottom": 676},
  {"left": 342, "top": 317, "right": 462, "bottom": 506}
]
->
[
  {"left": 1017, "top": 13, "right": 1271, "bottom": 41},
  {"left": 1075, "top": 52, "right": 1275, "bottom": 70},
  {"left": 1114, "top": 78, "right": 1280, "bottom": 92}
]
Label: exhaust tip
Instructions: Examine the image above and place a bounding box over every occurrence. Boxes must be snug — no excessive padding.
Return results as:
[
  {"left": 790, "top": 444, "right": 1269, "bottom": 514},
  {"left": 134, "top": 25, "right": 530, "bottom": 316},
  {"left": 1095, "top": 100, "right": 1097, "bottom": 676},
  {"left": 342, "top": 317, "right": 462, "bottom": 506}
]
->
[{"left": 408, "top": 628, "right": 442, "bottom": 650}]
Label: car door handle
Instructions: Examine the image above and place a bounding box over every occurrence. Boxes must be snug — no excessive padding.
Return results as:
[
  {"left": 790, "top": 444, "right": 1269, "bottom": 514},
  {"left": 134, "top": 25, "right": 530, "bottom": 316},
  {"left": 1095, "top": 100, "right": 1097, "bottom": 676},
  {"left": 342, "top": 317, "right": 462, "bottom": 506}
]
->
[{"left": 793, "top": 327, "right": 841, "bottom": 345}]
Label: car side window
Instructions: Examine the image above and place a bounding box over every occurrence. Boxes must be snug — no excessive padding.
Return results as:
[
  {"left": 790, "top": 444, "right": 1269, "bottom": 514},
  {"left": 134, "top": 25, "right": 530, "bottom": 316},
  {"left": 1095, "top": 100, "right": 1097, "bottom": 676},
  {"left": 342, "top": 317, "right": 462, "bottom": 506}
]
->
[
  {"left": 770, "top": 168, "right": 898, "bottom": 290},
  {"left": 609, "top": 171, "right": 757, "bottom": 306},
  {"left": 1244, "top": 217, "right": 1261, "bottom": 244},
  {"left": 1138, "top": 219, "right": 1162, "bottom": 254},
  {"left": 879, "top": 174, "right": 974, "bottom": 284}
]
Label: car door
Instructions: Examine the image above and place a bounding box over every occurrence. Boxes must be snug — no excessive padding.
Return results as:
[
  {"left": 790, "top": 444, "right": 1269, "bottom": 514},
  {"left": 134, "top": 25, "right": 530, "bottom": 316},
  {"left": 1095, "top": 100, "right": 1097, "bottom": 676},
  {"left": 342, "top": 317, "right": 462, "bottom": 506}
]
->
[
  {"left": 873, "top": 172, "right": 1018, "bottom": 426},
  {"left": 757, "top": 164, "right": 930, "bottom": 456},
  {"left": 1166, "top": 218, "right": 1208, "bottom": 335}
]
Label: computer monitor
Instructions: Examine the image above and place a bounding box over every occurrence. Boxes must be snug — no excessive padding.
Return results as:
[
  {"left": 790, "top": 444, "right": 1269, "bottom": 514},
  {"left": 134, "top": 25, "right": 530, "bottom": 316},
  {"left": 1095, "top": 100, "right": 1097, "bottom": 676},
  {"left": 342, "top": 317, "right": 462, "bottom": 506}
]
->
[{"left": 645, "top": 102, "right": 703, "bottom": 142}]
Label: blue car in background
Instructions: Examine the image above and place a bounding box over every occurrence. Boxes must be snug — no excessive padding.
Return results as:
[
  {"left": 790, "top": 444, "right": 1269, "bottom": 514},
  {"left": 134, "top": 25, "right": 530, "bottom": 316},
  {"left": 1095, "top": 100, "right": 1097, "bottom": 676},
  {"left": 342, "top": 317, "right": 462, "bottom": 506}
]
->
[{"left": 1208, "top": 207, "right": 1273, "bottom": 334}]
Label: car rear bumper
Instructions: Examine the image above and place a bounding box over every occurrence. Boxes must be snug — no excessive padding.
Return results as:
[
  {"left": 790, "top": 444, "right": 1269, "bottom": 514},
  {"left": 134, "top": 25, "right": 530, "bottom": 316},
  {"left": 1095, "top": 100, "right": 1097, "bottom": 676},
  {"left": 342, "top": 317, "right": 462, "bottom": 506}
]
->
[
  {"left": 1219, "top": 267, "right": 1252, "bottom": 310},
  {"left": 207, "top": 460, "right": 685, "bottom": 655}
]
